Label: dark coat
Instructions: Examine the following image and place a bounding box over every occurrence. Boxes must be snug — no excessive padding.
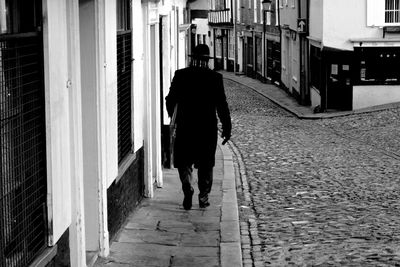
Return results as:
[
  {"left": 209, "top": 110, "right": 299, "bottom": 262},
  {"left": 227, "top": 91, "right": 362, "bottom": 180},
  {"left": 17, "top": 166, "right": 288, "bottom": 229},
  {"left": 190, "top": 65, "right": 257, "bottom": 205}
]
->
[{"left": 166, "top": 67, "right": 231, "bottom": 168}]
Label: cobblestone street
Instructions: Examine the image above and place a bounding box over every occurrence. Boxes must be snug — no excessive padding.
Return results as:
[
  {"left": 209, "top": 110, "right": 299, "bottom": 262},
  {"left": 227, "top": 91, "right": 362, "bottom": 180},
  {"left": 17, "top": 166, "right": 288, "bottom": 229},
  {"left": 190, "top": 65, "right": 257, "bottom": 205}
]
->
[{"left": 224, "top": 79, "right": 400, "bottom": 267}]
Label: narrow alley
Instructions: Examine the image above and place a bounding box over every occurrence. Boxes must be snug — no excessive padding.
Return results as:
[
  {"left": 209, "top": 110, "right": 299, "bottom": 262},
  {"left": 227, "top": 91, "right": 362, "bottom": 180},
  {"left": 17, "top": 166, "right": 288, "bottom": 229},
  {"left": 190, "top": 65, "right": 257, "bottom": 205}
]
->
[{"left": 224, "top": 77, "right": 400, "bottom": 266}]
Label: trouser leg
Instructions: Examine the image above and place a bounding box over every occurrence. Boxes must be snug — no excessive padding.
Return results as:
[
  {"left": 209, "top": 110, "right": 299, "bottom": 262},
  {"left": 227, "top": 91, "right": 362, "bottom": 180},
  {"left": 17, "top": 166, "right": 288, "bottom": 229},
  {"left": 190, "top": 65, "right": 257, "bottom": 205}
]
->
[
  {"left": 178, "top": 166, "right": 194, "bottom": 210},
  {"left": 178, "top": 166, "right": 193, "bottom": 192},
  {"left": 198, "top": 166, "right": 213, "bottom": 203}
]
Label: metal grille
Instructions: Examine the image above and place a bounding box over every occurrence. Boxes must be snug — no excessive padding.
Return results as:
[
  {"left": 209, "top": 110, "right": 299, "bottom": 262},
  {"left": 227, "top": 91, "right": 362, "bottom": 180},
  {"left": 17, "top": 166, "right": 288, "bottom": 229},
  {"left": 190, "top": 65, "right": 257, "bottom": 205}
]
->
[
  {"left": 0, "top": 33, "right": 47, "bottom": 267},
  {"left": 117, "top": 31, "right": 132, "bottom": 163}
]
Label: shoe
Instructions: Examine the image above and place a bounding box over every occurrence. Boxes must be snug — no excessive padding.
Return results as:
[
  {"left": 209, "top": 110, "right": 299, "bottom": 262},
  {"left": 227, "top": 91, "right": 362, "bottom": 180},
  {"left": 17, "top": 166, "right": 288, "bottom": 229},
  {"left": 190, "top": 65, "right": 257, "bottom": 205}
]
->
[
  {"left": 199, "top": 195, "right": 210, "bottom": 208},
  {"left": 183, "top": 188, "right": 194, "bottom": 210}
]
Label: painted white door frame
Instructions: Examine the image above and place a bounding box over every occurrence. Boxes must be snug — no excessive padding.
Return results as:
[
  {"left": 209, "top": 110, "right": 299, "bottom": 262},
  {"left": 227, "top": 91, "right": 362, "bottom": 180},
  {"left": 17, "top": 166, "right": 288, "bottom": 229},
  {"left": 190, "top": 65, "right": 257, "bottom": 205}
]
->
[
  {"left": 79, "top": 0, "right": 110, "bottom": 257},
  {"left": 144, "top": 2, "right": 163, "bottom": 198},
  {"left": 66, "top": 0, "right": 87, "bottom": 266}
]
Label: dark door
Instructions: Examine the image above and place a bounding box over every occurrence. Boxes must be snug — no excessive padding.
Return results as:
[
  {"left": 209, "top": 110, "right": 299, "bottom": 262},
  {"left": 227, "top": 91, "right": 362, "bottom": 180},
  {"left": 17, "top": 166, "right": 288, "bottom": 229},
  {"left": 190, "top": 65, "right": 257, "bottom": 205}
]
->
[
  {"left": 266, "top": 40, "right": 273, "bottom": 79},
  {"left": 327, "top": 62, "right": 352, "bottom": 110},
  {"left": 246, "top": 37, "right": 253, "bottom": 77}
]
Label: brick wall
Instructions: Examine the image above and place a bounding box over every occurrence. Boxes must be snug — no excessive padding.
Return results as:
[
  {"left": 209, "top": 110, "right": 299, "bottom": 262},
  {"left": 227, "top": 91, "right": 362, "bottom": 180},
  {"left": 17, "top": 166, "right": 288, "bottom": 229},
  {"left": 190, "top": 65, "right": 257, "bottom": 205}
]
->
[
  {"left": 107, "top": 147, "right": 145, "bottom": 240},
  {"left": 45, "top": 229, "right": 70, "bottom": 267}
]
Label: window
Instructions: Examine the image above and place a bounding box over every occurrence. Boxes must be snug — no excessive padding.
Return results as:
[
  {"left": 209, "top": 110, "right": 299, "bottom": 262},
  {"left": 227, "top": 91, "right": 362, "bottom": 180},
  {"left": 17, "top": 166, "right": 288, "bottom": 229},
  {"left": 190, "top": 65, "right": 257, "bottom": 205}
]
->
[
  {"left": 291, "top": 0, "right": 295, "bottom": 8},
  {"left": 254, "top": 0, "right": 257, "bottom": 22},
  {"left": 385, "top": 0, "right": 400, "bottom": 23},
  {"left": 276, "top": 0, "right": 280, "bottom": 25},
  {"left": 117, "top": 0, "right": 131, "bottom": 31},
  {"left": 117, "top": 0, "right": 133, "bottom": 163},
  {"left": 1, "top": 1, "right": 47, "bottom": 266},
  {"left": 266, "top": 3, "right": 272, "bottom": 25},
  {"left": 0, "top": 0, "right": 42, "bottom": 34},
  {"left": 228, "top": 31, "right": 235, "bottom": 59},
  {"left": 260, "top": 0, "right": 263, "bottom": 23},
  {"left": 237, "top": 0, "right": 241, "bottom": 22},
  {"left": 354, "top": 47, "right": 400, "bottom": 85},
  {"left": 216, "top": 0, "right": 225, "bottom": 10}
]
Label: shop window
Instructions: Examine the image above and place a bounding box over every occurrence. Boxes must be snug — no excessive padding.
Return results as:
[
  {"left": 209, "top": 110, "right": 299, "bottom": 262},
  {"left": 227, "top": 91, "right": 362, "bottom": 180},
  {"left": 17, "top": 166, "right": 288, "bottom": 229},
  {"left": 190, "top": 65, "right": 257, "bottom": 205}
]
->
[
  {"left": 310, "top": 45, "right": 321, "bottom": 90},
  {"left": 355, "top": 47, "right": 400, "bottom": 85}
]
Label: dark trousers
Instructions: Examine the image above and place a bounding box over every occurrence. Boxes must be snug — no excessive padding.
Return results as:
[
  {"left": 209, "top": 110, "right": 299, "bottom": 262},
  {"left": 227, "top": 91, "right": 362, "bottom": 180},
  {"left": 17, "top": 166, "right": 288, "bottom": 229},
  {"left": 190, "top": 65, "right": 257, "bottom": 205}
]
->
[{"left": 178, "top": 166, "right": 213, "bottom": 199}]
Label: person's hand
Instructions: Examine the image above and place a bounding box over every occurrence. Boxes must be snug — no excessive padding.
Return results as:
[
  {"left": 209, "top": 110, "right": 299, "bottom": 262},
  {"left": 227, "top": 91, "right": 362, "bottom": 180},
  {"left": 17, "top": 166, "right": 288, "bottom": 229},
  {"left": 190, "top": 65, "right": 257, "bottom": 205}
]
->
[{"left": 221, "top": 131, "right": 231, "bottom": 145}]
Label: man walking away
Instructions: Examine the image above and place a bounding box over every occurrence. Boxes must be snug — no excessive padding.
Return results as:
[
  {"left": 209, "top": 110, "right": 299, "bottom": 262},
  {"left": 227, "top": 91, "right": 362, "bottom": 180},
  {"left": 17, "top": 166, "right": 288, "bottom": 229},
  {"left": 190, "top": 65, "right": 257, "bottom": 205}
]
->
[{"left": 166, "top": 44, "right": 232, "bottom": 210}]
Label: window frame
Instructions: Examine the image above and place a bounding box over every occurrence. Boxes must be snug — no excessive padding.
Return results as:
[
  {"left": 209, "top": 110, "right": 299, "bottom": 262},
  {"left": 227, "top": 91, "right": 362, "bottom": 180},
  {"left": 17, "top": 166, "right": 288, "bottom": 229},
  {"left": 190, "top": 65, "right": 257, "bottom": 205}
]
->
[{"left": 385, "top": 0, "right": 400, "bottom": 24}]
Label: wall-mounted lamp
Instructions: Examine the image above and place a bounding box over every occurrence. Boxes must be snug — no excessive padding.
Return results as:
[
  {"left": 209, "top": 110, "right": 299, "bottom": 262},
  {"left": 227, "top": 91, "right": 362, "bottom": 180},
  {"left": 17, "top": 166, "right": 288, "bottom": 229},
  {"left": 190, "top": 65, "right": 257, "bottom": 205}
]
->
[{"left": 262, "top": 0, "right": 274, "bottom": 13}]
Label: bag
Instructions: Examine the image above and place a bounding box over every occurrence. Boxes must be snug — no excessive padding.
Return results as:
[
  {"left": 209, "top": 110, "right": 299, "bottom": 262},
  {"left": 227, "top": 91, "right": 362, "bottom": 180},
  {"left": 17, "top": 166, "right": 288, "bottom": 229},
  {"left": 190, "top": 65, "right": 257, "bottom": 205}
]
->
[{"left": 169, "top": 104, "right": 178, "bottom": 165}]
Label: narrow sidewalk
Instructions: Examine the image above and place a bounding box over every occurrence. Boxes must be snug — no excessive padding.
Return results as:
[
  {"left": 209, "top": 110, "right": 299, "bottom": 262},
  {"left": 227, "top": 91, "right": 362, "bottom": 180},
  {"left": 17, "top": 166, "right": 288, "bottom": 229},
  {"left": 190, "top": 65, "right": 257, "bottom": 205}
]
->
[
  {"left": 95, "top": 140, "right": 242, "bottom": 267},
  {"left": 220, "top": 70, "right": 400, "bottom": 119}
]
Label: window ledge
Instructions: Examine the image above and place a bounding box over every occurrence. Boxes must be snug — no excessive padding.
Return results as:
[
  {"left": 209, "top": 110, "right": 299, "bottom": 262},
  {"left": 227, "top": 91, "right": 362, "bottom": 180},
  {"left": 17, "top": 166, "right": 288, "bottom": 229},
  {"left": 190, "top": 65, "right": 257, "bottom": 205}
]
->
[
  {"left": 28, "top": 246, "right": 57, "bottom": 267},
  {"left": 115, "top": 152, "right": 137, "bottom": 184}
]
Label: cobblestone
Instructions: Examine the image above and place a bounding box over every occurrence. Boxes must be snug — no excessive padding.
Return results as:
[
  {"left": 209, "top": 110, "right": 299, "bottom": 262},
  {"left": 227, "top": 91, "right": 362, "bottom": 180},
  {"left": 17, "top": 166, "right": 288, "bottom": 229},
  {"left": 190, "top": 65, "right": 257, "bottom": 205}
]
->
[{"left": 224, "top": 79, "right": 400, "bottom": 266}]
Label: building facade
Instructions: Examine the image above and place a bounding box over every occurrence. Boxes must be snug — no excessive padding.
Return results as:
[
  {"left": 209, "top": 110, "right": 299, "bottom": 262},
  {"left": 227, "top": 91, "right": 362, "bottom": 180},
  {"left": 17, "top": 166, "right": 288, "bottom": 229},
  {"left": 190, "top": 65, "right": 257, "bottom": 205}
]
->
[
  {"left": 309, "top": 0, "right": 400, "bottom": 111},
  {"left": 264, "top": 0, "right": 281, "bottom": 85},
  {"left": 236, "top": 0, "right": 264, "bottom": 77},
  {"left": 0, "top": 0, "right": 188, "bottom": 266},
  {"left": 209, "top": 0, "right": 235, "bottom": 71},
  {"left": 279, "top": 0, "right": 309, "bottom": 104}
]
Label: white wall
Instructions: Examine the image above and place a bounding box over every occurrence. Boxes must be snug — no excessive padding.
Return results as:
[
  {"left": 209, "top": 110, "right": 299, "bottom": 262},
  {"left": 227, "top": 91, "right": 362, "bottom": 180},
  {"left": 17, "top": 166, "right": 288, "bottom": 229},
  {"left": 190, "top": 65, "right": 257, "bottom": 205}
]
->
[
  {"left": 279, "top": 0, "right": 298, "bottom": 30},
  {"left": 353, "top": 85, "right": 400, "bottom": 109},
  {"left": 323, "top": 0, "right": 380, "bottom": 51},
  {"left": 309, "top": 0, "right": 323, "bottom": 41}
]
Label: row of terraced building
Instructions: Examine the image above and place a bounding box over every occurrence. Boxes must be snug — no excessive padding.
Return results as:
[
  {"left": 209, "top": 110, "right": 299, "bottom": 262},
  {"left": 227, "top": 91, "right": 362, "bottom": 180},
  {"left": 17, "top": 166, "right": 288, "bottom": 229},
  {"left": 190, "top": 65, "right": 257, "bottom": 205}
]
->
[{"left": 189, "top": 0, "right": 400, "bottom": 111}]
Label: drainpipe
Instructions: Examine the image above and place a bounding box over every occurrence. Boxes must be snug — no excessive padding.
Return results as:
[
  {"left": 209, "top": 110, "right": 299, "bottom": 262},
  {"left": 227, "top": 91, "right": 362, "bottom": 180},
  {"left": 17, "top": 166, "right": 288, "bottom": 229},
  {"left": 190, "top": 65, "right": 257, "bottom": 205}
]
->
[
  {"left": 298, "top": 0, "right": 304, "bottom": 104},
  {"left": 234, "top": 0, "right": 238, "bottom": 74},
  {"left": 277, "top": 0, "right": 282, "bottom": 85}
]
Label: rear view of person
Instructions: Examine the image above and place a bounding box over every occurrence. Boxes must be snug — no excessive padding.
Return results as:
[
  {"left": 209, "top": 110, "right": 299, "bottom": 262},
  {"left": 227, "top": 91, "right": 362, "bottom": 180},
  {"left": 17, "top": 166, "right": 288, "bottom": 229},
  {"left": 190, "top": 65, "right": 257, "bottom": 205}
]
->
[{"left": 166, "top": 44, "right": 232, "bottom": 210}]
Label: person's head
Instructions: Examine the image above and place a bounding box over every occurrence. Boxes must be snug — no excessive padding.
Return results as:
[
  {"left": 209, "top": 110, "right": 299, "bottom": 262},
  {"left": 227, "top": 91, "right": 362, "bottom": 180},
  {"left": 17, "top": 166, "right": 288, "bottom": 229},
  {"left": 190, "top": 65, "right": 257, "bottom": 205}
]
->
[{"left": 190, "top": 44, "right": 211, "bottom": 68}]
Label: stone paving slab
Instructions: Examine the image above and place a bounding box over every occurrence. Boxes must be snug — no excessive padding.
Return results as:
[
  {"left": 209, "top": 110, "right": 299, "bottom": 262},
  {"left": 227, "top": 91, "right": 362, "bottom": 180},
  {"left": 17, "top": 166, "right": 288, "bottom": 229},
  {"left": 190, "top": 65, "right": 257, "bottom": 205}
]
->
[{"left": 95, "top": 143, "right": 242, "bottom": 267}]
